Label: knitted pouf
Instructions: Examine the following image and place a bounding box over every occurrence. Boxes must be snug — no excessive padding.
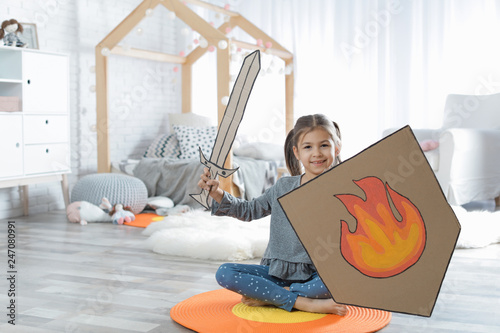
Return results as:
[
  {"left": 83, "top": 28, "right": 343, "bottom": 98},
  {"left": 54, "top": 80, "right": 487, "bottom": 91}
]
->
[{"left": 71, "top": 173, "right": 148, "bottom": 214}]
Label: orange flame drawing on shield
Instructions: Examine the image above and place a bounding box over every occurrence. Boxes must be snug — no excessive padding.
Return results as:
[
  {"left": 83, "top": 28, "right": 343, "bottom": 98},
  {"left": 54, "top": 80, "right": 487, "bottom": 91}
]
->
[{"left": 335, "top": 177, "right": 426, "bottom": 278}]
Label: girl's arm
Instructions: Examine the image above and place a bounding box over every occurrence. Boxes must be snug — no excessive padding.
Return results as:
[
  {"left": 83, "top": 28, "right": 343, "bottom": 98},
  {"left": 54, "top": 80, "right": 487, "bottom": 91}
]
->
[{"left": 197, "top": 167, "right": 273, "bottom": 221}]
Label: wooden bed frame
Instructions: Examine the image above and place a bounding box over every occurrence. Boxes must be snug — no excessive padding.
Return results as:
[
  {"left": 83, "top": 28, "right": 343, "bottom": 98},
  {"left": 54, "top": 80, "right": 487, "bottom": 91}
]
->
[{"left": 95, "top": 0, "right": 294, "bottom": 193}]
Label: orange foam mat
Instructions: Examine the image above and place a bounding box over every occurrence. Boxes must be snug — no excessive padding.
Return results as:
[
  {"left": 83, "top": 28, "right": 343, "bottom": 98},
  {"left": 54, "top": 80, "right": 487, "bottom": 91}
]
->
[
  {"left": 123, "top": 213, "right": 163, "bottom": 228},
  {"left": 170, "top": 289, "right": 391, "bottom": 333}
]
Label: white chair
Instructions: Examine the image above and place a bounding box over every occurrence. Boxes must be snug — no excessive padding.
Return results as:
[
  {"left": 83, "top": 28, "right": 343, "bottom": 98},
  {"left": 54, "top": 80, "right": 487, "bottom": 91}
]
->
[{"left": 384, "top": 93, "right": 500, "bottom": 206}]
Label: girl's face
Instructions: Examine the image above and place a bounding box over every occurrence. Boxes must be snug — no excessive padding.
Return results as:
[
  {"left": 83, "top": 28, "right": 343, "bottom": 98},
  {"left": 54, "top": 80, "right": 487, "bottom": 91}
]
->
[{"left": 293, "top": 128, "right": 339, "bottom": 183}]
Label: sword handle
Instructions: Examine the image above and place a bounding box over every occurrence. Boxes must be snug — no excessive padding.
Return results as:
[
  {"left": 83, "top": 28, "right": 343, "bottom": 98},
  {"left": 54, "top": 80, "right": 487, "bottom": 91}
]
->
[
  {"left": 190, "top": 147, "right": 239, "bottom": 209},
  {"left": 189, "top": 189, "right": 211, "bottom": 210}
]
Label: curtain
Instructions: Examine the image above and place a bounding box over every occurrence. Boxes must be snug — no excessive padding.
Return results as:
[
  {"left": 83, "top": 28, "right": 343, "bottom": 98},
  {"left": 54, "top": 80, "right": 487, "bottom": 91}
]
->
[{"left": 230, "top": 0, "right": 500, "bottom": 158}]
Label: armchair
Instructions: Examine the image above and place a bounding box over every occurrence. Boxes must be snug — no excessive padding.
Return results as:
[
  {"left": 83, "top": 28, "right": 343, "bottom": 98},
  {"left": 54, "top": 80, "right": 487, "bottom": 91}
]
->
[{"left": 384, "top": 93, "right": 500, "bottom": 206}]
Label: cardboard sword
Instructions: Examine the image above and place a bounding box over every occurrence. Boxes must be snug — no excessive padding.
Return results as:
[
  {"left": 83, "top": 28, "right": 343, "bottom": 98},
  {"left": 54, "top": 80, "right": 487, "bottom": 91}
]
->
[{"left": 190, "top": 50, "right": 261, "bottom": 209}]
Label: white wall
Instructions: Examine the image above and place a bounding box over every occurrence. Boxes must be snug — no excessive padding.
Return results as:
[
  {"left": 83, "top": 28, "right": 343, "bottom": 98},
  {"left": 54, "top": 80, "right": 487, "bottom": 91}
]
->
[
  {"left": 192, "top": 51, "right": 287, "bottom": 145},
  {"left": 235, "top": 0, "right": 500, "bottom": 159},
  {"left": 187, "top": 2, "right": 287, "bottom": 145},
  {"left": 0, "top": 0, "right": 180, "bottom": 218},
  {"left": 0, "top": 0, "right": 290, "bottom": 218}
]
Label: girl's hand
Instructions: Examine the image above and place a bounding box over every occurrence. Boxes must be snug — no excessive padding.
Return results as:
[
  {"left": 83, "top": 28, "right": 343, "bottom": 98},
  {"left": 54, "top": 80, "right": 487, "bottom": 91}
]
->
[
  {"left": 198, "top": 167, "right": 224, "bottom": 202},
  {"left": 198, "top": 167, "right": 217, "bottom": 192}
]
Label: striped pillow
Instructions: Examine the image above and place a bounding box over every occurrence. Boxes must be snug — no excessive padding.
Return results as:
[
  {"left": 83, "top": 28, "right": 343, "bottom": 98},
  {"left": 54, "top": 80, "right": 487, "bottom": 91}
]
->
[{"left": 143, "top": 134, "right": 182, "bottom": 158}]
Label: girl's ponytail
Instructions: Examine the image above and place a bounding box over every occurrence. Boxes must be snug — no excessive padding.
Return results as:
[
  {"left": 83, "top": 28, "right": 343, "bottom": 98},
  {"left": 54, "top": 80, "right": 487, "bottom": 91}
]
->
[
  {"left": 284, "top": 128, "right": 302, "bottom": 176},
  {"left": 332, "top": 120, "right": 342, "bottom": 164}
]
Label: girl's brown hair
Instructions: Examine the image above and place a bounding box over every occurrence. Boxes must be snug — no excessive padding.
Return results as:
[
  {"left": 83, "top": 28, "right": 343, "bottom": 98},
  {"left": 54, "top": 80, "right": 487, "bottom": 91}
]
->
[{"left": 284, "top": 114, "right": 342, "bottom": 176}]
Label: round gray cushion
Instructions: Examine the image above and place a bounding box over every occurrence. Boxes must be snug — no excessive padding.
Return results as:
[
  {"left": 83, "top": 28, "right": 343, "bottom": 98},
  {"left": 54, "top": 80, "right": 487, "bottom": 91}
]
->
[{"left": 71, "top": 173, "right": 148, "bottom": 214}]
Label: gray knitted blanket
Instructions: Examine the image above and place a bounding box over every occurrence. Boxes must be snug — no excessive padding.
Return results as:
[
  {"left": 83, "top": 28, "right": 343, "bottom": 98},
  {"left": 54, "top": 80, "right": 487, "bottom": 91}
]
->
[{"left": 133, "top": 156, "right": 277, "bottom": 208}]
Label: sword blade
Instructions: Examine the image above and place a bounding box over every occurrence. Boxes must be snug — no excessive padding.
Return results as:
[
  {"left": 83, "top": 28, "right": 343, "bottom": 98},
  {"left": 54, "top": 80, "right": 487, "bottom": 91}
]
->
[
  {"left": 210, "top": 50, "right": 261, "bottom": 166},
  {"left": 191, "top": 50, "right": 260, "bottom": 209}
]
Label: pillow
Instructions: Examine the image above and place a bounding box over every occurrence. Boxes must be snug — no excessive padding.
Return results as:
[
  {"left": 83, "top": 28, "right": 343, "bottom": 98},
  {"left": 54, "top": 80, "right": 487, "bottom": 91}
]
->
[
  {"left": 234, "top": 142, "right": 284, "bottom": 161},
  {"left": 147, "top": 196, "right": 174, "bottom": 209},
  {"left": 169, "top": 113, "right": 215, "bottom": 133},
  {"left": 174, "top": 125, "right": 217, "bottom": 160},
  {"left": 419, "top": 139, "right": 439, "bottom": 152},
  {"left": 143, "top": 133, "right": 182, "bottom": 158}
]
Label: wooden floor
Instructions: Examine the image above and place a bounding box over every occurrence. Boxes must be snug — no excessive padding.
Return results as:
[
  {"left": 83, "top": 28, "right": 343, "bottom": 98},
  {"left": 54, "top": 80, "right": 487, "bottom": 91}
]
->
[{"left": 0, "top": 210, "right": 499, "bottom": 333}]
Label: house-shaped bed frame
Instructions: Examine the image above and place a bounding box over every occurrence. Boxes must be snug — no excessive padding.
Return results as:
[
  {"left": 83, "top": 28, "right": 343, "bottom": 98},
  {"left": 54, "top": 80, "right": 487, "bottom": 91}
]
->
[{"left": 95, "top": 0, "right": 294, "bottom": 193}]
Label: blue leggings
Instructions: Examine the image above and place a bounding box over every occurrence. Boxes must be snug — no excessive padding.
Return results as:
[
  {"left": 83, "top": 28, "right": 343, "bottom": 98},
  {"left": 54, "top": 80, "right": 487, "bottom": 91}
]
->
[{"left": 215, "top": 263, "right": 331, "bottom": 312}]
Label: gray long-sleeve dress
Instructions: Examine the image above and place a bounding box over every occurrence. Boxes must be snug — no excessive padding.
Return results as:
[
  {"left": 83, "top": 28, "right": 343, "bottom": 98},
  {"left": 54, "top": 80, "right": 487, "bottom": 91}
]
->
[{"left": 212, "top": 175, "right": 316, "bottom": 281}]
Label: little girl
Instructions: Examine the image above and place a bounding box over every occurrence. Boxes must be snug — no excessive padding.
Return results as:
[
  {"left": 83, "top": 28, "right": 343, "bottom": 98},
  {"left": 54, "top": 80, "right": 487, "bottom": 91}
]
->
[{"left": 197, "top": 114, "right": 347, "bottom": 315}]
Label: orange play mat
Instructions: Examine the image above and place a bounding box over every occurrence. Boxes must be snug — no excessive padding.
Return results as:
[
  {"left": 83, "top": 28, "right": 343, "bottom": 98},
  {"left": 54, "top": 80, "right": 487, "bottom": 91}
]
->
[
  {"left": 124, "top": 212, "right": 163, "bottom": 228},
  {"left": 170, "top": 289, "right": 391, "bottom": 333}
]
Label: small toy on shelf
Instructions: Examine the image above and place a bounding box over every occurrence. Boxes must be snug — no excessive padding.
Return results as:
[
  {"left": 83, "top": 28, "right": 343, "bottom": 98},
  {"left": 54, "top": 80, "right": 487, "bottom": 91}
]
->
[{"left": 0, "top": 19, "right": 26, "bottom": 47}]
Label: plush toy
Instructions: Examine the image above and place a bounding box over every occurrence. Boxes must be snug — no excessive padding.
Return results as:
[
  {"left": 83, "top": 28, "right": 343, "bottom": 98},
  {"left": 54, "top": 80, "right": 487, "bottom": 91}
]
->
[
  {"left": 419, "top": 139, "right": 439, "bottom": 152},
  {"left": 66, "top": 197, "right": 136, "bottom": 225},
  {"left": 155, "top": 204, "right": 191, "bottom": 216},
  {"left": 0, "top": 19, "right": 26, "bottom": 47},
  {"left": 145, "top": 196, "right": 190, "bottom": 216},
  {"left": 108, "top": 203, "right": 135, "bottom": 225},
  {"left": 66, "top": 199, "right": 112, "bottom": 225},
  {"left": 99, "top": 198, "right": 135, "bottom": 225}
]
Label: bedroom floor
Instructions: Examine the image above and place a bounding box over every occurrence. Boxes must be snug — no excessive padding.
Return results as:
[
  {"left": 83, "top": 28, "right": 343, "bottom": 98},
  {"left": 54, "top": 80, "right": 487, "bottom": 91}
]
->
[{"left": 0, "top": 210, "right": 499, "bottom": 333}]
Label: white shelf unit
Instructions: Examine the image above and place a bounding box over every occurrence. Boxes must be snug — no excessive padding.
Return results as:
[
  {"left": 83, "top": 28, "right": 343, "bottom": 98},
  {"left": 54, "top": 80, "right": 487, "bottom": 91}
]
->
[{"left": 0, "top": 46, "right": 70, "bottom": 215}]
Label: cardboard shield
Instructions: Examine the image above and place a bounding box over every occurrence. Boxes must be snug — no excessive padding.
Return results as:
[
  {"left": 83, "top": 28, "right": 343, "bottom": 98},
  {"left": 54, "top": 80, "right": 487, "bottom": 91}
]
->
[{"left": 278, "top": 126, "right": 461, "bottom": 317}]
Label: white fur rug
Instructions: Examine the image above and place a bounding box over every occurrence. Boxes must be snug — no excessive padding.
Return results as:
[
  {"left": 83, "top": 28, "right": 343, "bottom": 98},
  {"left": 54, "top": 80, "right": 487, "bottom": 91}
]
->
[
  {"left": 142, "top": 206, "right": 500, "bottom": 260},
  {"left": 143, "top": 209, "right": 270, "bottom": 261},
  {"left": 453, "top": 206, "right": 500, "bottom": 249}
]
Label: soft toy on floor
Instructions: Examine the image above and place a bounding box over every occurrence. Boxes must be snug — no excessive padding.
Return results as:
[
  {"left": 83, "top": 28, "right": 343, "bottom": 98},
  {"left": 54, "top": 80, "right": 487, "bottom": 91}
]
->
[
  {"left": 108, "top": 203, "right": 135, "bottom": 225},
  {"left": 145, "top": 196, "right": 190, "bottom": 216},
  {"left": 155, "top": 204, "right": 191, "bottom": 216},
  {"left": 66, "top": 198, "right": 112, "bottom": 225},
  {"left": 67, "top": 197, "right": 136, "bottom": 225}
]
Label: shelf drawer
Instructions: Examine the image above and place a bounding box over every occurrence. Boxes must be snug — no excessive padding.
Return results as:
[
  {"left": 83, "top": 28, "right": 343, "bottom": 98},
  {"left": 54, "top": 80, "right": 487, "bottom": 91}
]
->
[
  {"left": 0, "top": 114, "right": 23, "bottom": 178},
  {"left": 22, "top": 52, "right": 69, "bottom": 114},
  {"left": 0, "top": 96, "right": 21, "bottom": 112},
  {"left": 24, "top": 143, "right": 70, "bottom": 175},
  {"left": 24, "top": 115, "right": 68, "bottom": 144}
]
